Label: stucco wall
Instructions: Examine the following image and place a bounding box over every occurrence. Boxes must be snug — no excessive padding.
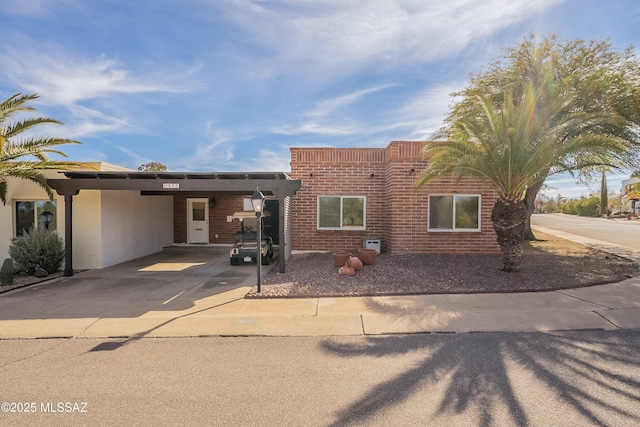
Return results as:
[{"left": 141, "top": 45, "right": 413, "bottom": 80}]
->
[
  {"left": 100, "top": 191, "right": 173, "bottom": 267},
  {"left": 72, "top": 190, "right": 103, "bottom": 269},
  {"left": 1, "top": 175, "right": 173, "bottom": 270}
]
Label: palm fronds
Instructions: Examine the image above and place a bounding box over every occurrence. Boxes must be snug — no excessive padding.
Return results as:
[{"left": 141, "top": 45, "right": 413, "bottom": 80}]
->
[{"left": 0, "top": 93, "right": 83, "bottom": 204}]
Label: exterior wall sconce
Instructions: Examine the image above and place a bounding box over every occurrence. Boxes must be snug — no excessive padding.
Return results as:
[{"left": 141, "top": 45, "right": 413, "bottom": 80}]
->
[{"left": 40, "top": 211, "right": 54, "bottom": 229}]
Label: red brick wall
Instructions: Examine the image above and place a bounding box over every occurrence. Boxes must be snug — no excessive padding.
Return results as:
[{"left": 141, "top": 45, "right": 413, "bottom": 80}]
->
[
  {"left": 289, "top": 148, "right": 387, "bottom": 253},
  {"left": 173, "top": 194, "right": 246, "bottom": 244},
  {"left": 173, "top": 196, "right": 187, "bottom": 243},
  {"left": 290, "top": 141, "right": 501, "bottom": 254}
]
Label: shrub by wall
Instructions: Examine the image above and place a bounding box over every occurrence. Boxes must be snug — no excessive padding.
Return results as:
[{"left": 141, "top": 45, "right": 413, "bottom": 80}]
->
[{"left": 8, "top": 228, "right": 65, "bottom": 274}]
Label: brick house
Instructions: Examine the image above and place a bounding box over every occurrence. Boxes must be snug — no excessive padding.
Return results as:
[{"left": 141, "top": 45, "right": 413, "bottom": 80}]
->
[
  {"left": 3, "top": 141, "right": 500, "bottom": 275},
  {"left": 289, "top": 141, "right": 501, "bottom": 255}
]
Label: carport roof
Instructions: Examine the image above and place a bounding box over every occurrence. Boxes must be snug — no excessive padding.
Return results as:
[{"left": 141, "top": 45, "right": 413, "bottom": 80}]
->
[
  {"left": 61, "top": 171, "right": 292, "bottom": 180},
  {"left": 48, "top": 170, "right": 301, "bottom": 197}
]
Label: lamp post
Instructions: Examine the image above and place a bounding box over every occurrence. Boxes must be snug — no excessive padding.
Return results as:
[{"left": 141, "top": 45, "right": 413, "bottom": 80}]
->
[
  {"left": 251, "top": 188, "right": 265, "bottom": 293},
  {"left": 40, "top": 211, "right": 54, "bottom": 230}
]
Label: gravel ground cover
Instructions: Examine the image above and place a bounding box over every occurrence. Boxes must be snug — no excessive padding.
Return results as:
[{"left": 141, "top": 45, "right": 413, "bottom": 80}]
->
[{"left": 246, "top": 232, "right": 639, "bottom": 298}]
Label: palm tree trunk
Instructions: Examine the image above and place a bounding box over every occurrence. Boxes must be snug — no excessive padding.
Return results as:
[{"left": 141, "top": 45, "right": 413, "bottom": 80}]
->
[
  {"left": 491, "top": 197, "right": 527, "bottom": 272},
  {"left": 523, "top": 180, "right": 544, "bottom": 241}
]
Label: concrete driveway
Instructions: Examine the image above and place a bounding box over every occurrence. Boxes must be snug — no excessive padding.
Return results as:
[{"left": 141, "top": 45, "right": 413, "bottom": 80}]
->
[
  {"left": 0, "top": 247, "right": 261, "bottom": 321},
  {"left": 2, "top": 229, "right": 640, "bottom": 339}
]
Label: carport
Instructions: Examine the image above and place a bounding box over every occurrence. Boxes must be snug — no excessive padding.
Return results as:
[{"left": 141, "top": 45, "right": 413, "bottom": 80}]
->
[{"left": 47, "top": 171, "right": 301, "bottom": 276}]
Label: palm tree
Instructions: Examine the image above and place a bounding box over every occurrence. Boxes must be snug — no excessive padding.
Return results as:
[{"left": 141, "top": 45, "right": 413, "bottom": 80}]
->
[
  {"left": 0, "top": 93, "right": 82, "bottom": 204},
  {"left": 417, "top": 80, "right": 629, "bottom": 272}
]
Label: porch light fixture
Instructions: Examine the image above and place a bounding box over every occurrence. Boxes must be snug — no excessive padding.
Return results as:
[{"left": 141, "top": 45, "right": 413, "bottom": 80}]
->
[
  {"left": 251, "top": 188, "right": 265, "bottom": 292},
  {"left": 40, "top": 210, "right": 54, "bottom": 229}
]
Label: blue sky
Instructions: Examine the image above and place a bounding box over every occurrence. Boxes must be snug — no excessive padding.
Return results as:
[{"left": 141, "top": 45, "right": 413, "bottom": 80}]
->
[{"left": 1, "top": 0, "right": 639, "bottom": 199}]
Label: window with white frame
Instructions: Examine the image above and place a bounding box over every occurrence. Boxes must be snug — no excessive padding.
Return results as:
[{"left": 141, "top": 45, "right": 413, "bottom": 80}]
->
[
  {"left": 14, "top": 200, "right": 57, "bottom": 236},
  {"left": 428, "top": 195, "right": 480, "bottom": 231},
  {"left": 317, "top": 196, "right": 366, "bottom": 230}
]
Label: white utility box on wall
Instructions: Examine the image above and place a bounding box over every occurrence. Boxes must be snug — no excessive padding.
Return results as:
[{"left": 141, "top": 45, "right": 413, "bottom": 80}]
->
[{"left": 362, "top": 237, "right": 381, "bottom": 254}]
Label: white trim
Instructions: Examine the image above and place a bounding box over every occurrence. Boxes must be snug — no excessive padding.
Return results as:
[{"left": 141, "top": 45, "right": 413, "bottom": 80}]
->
[
  {"left": 317, "top": 195, "right": 367, "bottom": 230},
  {"left": 428, "top": 194, "right": 481, "bottom": 232}
]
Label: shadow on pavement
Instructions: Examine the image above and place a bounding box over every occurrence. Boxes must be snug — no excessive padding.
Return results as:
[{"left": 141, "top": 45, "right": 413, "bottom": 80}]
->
[
  {"left": 321, "top": 330, "right": 640, "bottom": 426},
  {"left": 0, "top": 247, "right": 259, "bottom": 320}
]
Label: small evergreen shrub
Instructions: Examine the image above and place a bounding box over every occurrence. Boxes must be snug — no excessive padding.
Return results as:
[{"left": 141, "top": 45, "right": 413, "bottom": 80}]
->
[
  {"left": 8, "top": 228, "right": 65, "bottom": 275},
  {"left": 1, "top": 258, "right": 14, "bottom": 286}
]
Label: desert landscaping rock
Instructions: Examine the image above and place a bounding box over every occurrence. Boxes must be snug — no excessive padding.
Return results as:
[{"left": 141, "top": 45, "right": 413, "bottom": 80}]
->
[{"left": 247, "top": 232, "right": 639, "bottom": 298}]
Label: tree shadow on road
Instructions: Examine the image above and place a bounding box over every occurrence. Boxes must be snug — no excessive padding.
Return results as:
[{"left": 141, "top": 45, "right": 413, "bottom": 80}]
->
[{"left": 321, "top": 330, "right": 640, "bottom": 426}]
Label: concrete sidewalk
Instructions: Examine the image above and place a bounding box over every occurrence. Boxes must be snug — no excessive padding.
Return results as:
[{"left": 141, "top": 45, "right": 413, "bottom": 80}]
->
[{"left": 1, "top": 227, "right": 639, "bottom": 339}]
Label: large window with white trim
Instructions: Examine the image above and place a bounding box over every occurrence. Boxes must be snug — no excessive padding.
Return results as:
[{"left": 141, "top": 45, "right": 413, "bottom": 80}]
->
[
  {"left": 317, "top": 196, "right": 366, "bottom": 230},
  {"left": 14, "top": 200, "right": 58, "bottom": 236},
  {"left": 428, "top": 195, "right": 480, "bottom": 231}
]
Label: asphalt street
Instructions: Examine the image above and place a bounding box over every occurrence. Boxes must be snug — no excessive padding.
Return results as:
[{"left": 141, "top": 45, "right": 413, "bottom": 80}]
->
[
  {"left": 532, "top": 214, "right": 640, "bottom": 250},
  {"left": 1, "top": 331, "right": 639, "bottom": 426}
]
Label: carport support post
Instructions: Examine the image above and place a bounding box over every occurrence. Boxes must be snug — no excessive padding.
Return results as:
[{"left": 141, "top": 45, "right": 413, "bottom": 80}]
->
[
  {"left": 278, "top": 195, "right": 286, "bottom": 273},
  {"left": 63, "top": 194, "right": 74, "bottom": 276}
]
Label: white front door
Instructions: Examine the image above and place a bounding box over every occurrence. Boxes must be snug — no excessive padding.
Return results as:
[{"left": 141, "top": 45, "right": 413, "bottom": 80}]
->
[{"left": 187, "top": 198, "right": 209, "bottom": 243}]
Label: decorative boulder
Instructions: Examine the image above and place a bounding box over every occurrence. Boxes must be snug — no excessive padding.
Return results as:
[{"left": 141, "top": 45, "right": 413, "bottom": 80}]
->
[{"left": 34, "top": 266, "right": 49, "bottom": 278}]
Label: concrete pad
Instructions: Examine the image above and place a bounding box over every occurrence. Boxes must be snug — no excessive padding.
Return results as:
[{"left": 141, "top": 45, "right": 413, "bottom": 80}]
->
[
  {"left": 0, "top": 318, "right": 99, "bottom": 339},
  {"left": 434, "top": 291, "right": 605, "bottom": 312},
  {"left": 197, "top": 286, "right": 253, "bottom": 299},
  {"left": 559, "top": 278, "right": 640, "bottom": 309},
  {"left": 187, "top": 298, "right": 319, "bottom": 317},
  {"left": 148, "top": 315, "right": 364, "bottom": 337},
  {"left": 317, "top": 295, "right": 453, "bottom": 316},
  {"left": 595, "top": 307, "right": 640, "bottom": 329},
  {"left": 76, "top": 317, "right": 174, "bottom": 338},
  {"left": 362, "top": 311, "right": 617, "bottom": 334}
]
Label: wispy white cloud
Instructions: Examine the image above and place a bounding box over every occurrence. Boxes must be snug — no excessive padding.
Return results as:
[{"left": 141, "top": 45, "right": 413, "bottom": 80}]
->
[
  {"left": 0, "top": 39, "right": 194, "bottom": 144},
  {"left": 305, "top": 83, "right": 398, "bottom": 117},
  {"left": 271, "top": 122, "right": 359, "bottom": 136},
  {"left": 221, "top": 0, "right": 564, "bottom": 80},
  {"left": 173, "top": 122, "right": 236, "bottom": 170},
  {"left": 393, "top": 82, "right": 465, "bottom": 139},
  {"left": 271, "top": 84, "right": 396, "bottom": 136},
  {"left": 61, "top": 105, "right": 134, "bottom": 138},
  {"left": 1, "top": 49, "right": 183, "bottom": 106}
]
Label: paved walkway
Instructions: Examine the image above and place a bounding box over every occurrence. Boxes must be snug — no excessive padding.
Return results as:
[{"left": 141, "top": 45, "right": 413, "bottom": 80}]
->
[{"left": 1, "top": 226, "right": 639, "bottom": 339}]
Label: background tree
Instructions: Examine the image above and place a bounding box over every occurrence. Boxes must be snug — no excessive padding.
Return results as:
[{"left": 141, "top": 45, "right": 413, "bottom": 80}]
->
[
  {"left": 1, "top": 93, "right": 82, "bottom": 204},
  {"left": 138, "top": 161, "right": 167, "bottom": 172},
  {"left": 445, "top": 34, "right": 640, "bottom": 239}
]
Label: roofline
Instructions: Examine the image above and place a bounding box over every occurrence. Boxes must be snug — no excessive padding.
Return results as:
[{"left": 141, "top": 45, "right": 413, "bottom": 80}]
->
[{"left": 47, "top": 171, "right": 301, "bottom": 198}]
